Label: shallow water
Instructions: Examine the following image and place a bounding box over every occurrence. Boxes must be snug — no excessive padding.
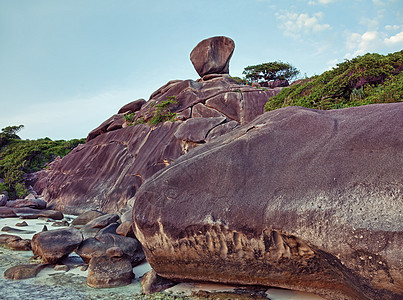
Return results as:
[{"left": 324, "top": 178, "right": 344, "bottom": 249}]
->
[{"left": 0, "top": 217, "right": 324, "bottom": 299}]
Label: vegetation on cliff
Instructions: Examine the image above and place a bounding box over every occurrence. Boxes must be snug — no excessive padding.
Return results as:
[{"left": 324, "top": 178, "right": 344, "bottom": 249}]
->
[
  {"left": 0, "top": 126, "right": 85, "bottom": 199},
  {"left": 265, "top": 50, "right": 403, "bottom": 111}
]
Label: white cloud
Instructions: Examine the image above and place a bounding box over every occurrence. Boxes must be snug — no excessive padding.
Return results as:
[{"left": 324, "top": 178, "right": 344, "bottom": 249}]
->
[
  {"left": 275, "top": 11, "right": 331, "bottom": 37},
  {"left": 385, "top": 24, "right": 400, "bottom": 30},
  {"left": 308, "top": 0, "right": 335, "bottom": 5},
  {"left": 384, "top": 30, "right": 403, "bottom": 45},
  {"left": 344, "top": 29, "right": 403, "bottom": 59}
]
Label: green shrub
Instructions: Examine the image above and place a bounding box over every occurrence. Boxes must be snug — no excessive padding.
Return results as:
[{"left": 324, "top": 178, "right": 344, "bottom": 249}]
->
[
  {"left": 265, "top": 50, "right": 403, "bottom": 111},
  {"left": 125, "top": 96, "right": 178, "bottom": 127}
]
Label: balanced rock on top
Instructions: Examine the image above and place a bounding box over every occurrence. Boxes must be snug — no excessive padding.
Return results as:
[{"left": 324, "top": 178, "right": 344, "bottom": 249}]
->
[{"left": 190, "top": 36, "right": 235, "bottom": 77}]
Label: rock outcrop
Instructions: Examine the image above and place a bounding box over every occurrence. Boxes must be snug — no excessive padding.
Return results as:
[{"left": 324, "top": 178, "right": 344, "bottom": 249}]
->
[
  {"left": 32, "top": 63, "right": 280, "bottom": 214},
  {"left": 133, "top": 103, "right": 403, "bottom": 299},
  {"left": 190, "top": 36, "right": 235, "bottom": 77}
]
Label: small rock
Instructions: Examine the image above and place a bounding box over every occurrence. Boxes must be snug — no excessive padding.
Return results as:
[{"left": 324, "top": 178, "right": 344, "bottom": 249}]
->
[
  {"left": 87, "top": 254, "right": 134, "bottom": 288},
  {"left": 51, "top": 220, "right": 69, "bottom": 227},
  {"left": 4, "top": 264, "right": 47, "bottom": 280},
  {"left": 106, "top": 246, "right": 124, "bottom": 258},
  {"left": 31, "top": 228, "right": 83, "bottom": 264},
  {"left": 118, "top": 99, "right": 146, "bottom": 114},
  {"left": 0, "top": 206, "right": 16, "bottom": 218},
  {"left": 53, "top": 264, "right": 70, "bottom": 272},
  {"left": 85, "top": 213, "right": 119, "bottom": 229},
  {"left": 1, "top": 226, "right": 35, "bottom": 234},
  {"left": 15, "top": 221, "right": 28, "bottom": 227},
  {"left": 141, "top": 269, "right": 177, "bottom": 294},
  {"left": 42, "top": 225, "right": 48, "bottom": 232},
  {"left": 116, "top": 221, "right": 135, "bottom": 237},
  {"left": 81, "top": 265, "right": 88, "bottom": 272},
  {"left": 71, "top": 210, "right": 105, "bottom": 226},
  {"left": 95, "top": 222, "right": 119, "bottom": 236},
  {"left": 0, "top": 194, "right": 7, "bottom": 206},
  {"left": 0, "top": 234, "right": 31, "bottom": 251},
  {"left": 76, "top": 233, "right": 145, "bottom": 266},
  {"left": 15, "top": 208, "right": 63, "bottom": 220},
  {"left": 6, "top": 198, "right": 47, "bottom": 209}
]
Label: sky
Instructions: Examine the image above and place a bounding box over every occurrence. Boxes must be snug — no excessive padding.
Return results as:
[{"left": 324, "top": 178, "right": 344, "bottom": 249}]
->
[{"left": 1, "top": 0, "right": 402, "bottom": 140}]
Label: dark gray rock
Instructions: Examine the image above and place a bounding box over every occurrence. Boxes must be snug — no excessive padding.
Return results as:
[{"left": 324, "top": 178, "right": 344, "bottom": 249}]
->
[
  {"left": 31, "top": 228, "right": 83, "bottom": 264},
  {"left": 4, "top": 264, "right": 47, "bottom": 280},
  {"left": 87, "top": 253, "right": 134, "bottom": 288},
  {"left": 174, "top": 117, "right": 226, "bottom": 143},
  {"left": 85, "top": 213, "right": 119, "bottom": 229},
  {"left": 71, "top": 210, "right": 104, "bottom": 226},
  {"left": 118, "top": 99, "right": 146, "bottom": 114},
  {"left": 76, "top": 233, "right": 144, "bottom": 266},
  {"left": 133, "top": 103, "right": 403, "bottom": 300},
  {"left": 0, "top": 194, "right": 7, "bottom": 206},
  {"left": 141, "top": 269, "right": 177, "bottom": 294},
  {"left": 95, "top": 222, "right": 119, "bottom": 236}
]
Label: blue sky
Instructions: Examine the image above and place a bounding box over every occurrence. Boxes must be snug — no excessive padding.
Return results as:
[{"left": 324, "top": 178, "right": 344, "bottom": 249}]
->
[{"left": 1, "top": 0, "right": 402, "bottom": 140}]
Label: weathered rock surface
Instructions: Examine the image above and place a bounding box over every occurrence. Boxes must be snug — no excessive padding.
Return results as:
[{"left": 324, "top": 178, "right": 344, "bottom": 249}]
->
[
  {"left": 32, "top": 74, "right": 280, "bottom": 214},
  {"left": 31, "top": 228, "right": 83, "bottom": 264},
  {"left": 0, "top": 234, "right": 31, "bottom": 251},
  {"left": 85, "top": 213, "right": 119, "bottom": 229},
  {"left": 141, "top": 269, "right": 177, "bottom": 294},
  {"left": 117, "top": 98, "right": 146, "bottom": 114},
  {"left": 190, "top": 36, "right": 235, "bottom": 77},
  {"left": 133, "top": 103, "right": 403, "bottom": 300},
  {"left": 15, "top": 207, "right": 63, "bottom": 220},
  {"left": 71, "top": 210, "right": 104, "bottom": 226},
  {"left": 76, "top": 233, "right": 144, "bottom": 266},
  {"left": 0, "top": 206, "right": 16, "bottom": 218},
  {"left": 5, "top": 198, "right": 47, "bottom": 209},
  {"left": 4, "top": 264, "right": 47, "bottom": 280},
  {"left": 87, "top": 250, "right": 134, "bottom": 288}
]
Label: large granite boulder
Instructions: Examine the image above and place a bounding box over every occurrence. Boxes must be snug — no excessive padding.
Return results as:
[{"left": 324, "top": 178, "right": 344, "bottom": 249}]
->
[
  {"left": 133, "top": 103, "right": 403, "bottom": 300},
  {"left": 31, "top": 228, "right": 83, "bottom": 264},
  {"left": 32, "top": 75, "right": 280, "bottom": 214},
  {"left": 190, "top": 36, "right": 235, "bottom": 77}
]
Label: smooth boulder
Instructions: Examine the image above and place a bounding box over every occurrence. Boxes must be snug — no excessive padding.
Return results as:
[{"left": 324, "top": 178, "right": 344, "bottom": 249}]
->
[
  {"left": 87, "top": 247, "right": 134, "bottom": 288},
  {"left": 133, "top": 103, "right": 403, "bottom": 300},
  {"left": 31, "top": 228, "right": 83, "bottom": 264},
  {"left": 190, "top": 36, "right": 235, "bottom": 77},
  {"left": 4, "top": 264, "right": 47, "bottom": 280}
]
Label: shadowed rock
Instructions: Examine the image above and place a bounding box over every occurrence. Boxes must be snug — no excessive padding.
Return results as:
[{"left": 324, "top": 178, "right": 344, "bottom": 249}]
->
[
  {"left": 133, "top": 103, "right": 403, "bottom": 300},
  {"left": 117, "top": 98, "right": 146, "bottom": 114},
  {"left": 31, "top": 228, "right": 83, "bottom": 264},
  {"left": 6, "top": 198, "right": 47, "bottom": 209},
  {"left": 141, "top": 269, "right": 177, "bottom": 294},
  {"left": 0, "top": 234, "right": 31, "bottom": 251},
  {"left": 71, "top": 210, "right": 104, "bottom": 226},
  {"left": 190, "top": 36, "right": 235, "bottom": 77},
  {"left": 76, "top": 233, "right": 144, "bottom": 266},
  {"left": 87, "top": 250, "right": 134, "bottom": 288},
  {"left": 4, "top": 264, "right": 47, "bottom": 280}
]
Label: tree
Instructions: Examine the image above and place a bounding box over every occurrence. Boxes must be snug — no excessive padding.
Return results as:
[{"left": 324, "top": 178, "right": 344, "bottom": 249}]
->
[
  {"left": 0, "top": 125, "right": 24, "bottom": 147},
  {"left": 242, "top": 61, "right": 300, "bottom": 83}
]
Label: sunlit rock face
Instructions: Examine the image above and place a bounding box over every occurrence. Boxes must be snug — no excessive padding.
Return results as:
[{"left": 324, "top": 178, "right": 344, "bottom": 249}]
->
[
  {"left": 133, "top": 103, "right": 403, "bottom": 300},
  {"left": 32, "top": 75, "right": 280, "bottom": 214}
]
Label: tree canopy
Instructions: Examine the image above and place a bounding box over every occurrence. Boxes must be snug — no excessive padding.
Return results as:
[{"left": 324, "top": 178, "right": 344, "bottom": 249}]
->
[{"left": 242, "top": 61, "right": 300, "bottom": 83}]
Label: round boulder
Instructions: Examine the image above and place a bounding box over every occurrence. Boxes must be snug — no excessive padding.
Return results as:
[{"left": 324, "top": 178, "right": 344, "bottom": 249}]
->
[{"left": 190, "top": 36, "right": 235, "bottom": 77}]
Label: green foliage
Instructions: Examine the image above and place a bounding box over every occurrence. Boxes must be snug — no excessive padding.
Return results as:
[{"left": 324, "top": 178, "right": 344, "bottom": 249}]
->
[
  {"left": 0, "top": 125, "right": 24, "bottom": 147},
  {"left": 265, "top": 50, "right": 403, "bottom": 112},
  {"left": 243, "top": 61, "right": 300, "bottom": 83},
  {"left": 125, "top": 96, "right": 178, "bottom": 127},
  {"left": 149, "top": 96, "right": 178, "bottom": 125},
  {"left": 0, "top": 134, "right": 85, "bottom": 199}
]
